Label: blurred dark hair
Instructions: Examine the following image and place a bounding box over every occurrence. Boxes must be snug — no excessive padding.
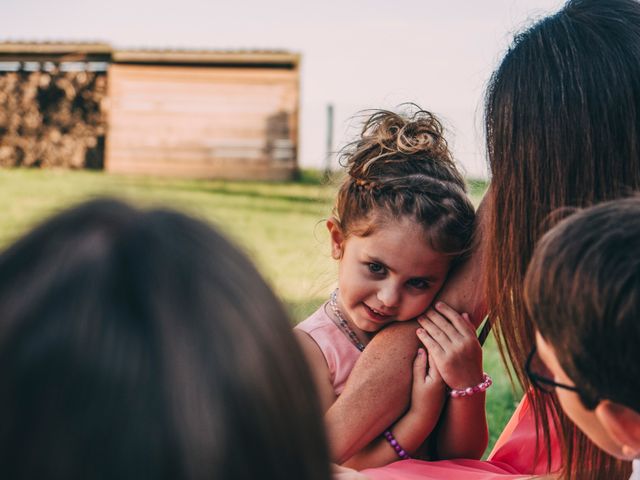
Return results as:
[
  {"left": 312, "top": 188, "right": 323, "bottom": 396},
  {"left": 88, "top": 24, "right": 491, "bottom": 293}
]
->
[
  {"left": 334, "top": 107, "right": 475, "bottom": 262},
  {"left": 525, "top": 198, "right": 640, "bottom": 413},
  {"left": 0, "top": 198, "right": 331, "bottom": 480},
  {"left": 484, "top": 0, "right": 640, "bottom": 477}
]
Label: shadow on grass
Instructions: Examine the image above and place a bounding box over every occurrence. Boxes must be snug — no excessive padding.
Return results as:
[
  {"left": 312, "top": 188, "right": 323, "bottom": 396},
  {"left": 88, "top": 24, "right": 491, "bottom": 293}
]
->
[
  {"left": 115, "top": 177, "right": 334, "bottom": 214},
  {"left": 187, "top": 184, "right": 330, "bottom": 205}
]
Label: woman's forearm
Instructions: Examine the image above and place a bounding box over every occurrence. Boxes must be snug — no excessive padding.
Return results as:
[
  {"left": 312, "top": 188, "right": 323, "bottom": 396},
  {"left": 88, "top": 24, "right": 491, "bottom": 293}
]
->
[
  {"left": 325, "top": 321, "right": 419, "bottom": 463},
  {"left": 342, "top": 406, "right": 437, "bottom": 470}
]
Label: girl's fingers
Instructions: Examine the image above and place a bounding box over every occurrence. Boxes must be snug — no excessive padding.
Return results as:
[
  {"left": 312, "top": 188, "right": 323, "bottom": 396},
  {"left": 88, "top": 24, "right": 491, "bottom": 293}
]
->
[
  {"left": 416, "top": 327, "right": 445, "bottom": 355},
  {"left": 462, "top": 312, "right": 477, "bottom": 333},
  {"left": 416, "top": 314, "right": 430, "bottom": 331},
  {"left": 434, "top": 301, "right": 475, "bottom": 336},
  {"left": 426, "top": 351, "right": 443, "bottom": 382},
  {"left": 423, "top": 310, "right": 457, "bottom": 343},
  {"left": 428, "top": 308, "right": 461, "bottom": 339},
  {"left": 413, "top": 347, "right": 427, "bottom": 381}
]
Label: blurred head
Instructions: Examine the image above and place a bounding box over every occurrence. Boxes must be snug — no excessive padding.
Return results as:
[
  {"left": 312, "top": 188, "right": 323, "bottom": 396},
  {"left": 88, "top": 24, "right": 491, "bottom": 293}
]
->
[
  {"left": 524, "top": 198, "right": 640, "bottom": 461},
  {"left": 485, "top": 1, "right": 640, "bottom": 475},
  {"left": 0, "top": 198, "right": 331, "bottom": 480},
  {"left": 329, "top": 107, "right": 475, "bottom": 333}
]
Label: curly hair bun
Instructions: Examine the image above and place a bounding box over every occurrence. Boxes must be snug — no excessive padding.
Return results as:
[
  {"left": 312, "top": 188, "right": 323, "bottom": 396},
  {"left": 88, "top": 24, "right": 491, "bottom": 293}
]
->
[
  {"left": 342, "top": 106, "right": 459, "bottom": 184},
  {"left": 332, "top": 105, "right": 474, "bottom": 259}
]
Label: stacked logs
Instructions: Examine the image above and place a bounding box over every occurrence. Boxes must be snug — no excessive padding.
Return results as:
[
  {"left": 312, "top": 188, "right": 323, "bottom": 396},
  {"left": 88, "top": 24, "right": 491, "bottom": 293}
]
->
[{"left": 0, "top": 68, "right": 107, "bottom": 169}]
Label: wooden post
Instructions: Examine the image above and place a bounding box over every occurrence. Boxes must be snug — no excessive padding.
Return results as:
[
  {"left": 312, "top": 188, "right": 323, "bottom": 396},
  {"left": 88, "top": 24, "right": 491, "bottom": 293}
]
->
[{"left": 324, "top": 103, "right": 334, "bottom": 179}]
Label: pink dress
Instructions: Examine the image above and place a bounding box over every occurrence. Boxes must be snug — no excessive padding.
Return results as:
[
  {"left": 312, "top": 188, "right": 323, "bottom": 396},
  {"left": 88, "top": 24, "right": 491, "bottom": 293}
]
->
[
  {"left": 295, "top": 304, "right": 362, "bottom": 395},
  {"left": 362, "top": 395, "right": 562, "bottom": 479}
]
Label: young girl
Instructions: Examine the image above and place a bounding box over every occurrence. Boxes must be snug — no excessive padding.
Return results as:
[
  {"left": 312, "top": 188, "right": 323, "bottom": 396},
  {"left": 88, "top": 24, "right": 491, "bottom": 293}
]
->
[
  {"left": 523, "top": 198, "right": 640, "bottom": 479},
  {"left": 295, "top": 109, "right": 489, "bottom": 468}
]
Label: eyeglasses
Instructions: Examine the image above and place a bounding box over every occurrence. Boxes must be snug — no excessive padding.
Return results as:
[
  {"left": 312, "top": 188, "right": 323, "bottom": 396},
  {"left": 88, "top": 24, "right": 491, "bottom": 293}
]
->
[
  {"left": 524, "top": 345, "right": 599, "bottom": 410},
  {"left": 524, "top": 345, "right": 580, "bottom": 393}
]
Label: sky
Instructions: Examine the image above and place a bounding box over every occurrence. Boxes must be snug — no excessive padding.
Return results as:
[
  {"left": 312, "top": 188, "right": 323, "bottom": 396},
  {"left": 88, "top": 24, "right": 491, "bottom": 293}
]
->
[{"left": 4, "top": 0, "right": 564, "bottom": 178}]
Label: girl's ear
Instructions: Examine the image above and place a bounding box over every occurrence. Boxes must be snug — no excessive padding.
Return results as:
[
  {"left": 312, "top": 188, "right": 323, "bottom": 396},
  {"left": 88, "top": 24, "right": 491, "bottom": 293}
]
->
[
  {"left": 595, "top": 400, "right": 640, "bottom": 460},
  {"left": 326, "top": 218, "right": 345, "bottom": 260}
]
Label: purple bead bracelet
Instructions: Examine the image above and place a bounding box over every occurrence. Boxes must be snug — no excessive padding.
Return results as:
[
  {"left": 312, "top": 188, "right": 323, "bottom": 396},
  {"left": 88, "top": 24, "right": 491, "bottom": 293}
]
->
[{"left": 384, "top": 429, "right": 410, "bottom": 460}]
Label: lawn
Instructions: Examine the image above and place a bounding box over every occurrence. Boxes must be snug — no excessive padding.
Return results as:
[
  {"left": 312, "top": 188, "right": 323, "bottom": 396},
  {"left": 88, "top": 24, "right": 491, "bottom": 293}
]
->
[{"left": 0, "top": 168, "right": 521, "bottom": 455}]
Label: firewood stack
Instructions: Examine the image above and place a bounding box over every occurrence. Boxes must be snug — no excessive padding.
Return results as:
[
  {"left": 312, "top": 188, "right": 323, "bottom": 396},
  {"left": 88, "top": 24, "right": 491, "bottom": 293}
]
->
[{"left": 0, "top": 68, "right": 107, "bottom": 169}]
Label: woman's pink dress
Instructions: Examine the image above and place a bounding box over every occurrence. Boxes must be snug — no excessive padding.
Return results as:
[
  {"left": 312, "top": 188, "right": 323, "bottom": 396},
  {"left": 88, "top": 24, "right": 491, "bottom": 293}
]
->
[{"left": 362, "top": 395, "right": 562, "bottom": 479}]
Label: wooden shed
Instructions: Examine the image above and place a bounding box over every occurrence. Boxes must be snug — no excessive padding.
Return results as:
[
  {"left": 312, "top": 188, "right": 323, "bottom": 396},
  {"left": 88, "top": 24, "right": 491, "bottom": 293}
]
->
[
  {"left": 0, "top": 43, "right": 300, "bottom": 180},
  {"left": 107, "top": 49, "right": 300, "bottom": 180}
]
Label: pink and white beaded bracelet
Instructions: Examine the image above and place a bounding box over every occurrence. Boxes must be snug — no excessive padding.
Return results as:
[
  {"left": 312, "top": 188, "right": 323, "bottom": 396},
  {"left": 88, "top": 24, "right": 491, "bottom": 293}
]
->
[{"left": 449, "top": 373, "right": 493, "bottom": 398}]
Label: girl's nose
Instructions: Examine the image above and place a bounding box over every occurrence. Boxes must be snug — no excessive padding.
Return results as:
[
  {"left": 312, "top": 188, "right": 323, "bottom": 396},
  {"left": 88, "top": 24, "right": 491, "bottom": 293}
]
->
[{"left": 377, "top": 285, "right": 400, "bottom": 308}]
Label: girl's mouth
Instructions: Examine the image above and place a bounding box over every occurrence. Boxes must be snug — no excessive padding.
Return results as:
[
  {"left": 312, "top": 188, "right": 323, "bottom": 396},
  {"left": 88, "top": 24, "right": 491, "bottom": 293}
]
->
[{"left": 363, "top": 303, "right": 392, "bottom": 323}]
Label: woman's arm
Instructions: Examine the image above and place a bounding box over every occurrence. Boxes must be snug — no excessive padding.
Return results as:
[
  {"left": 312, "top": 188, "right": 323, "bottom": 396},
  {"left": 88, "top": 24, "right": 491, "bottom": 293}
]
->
[
  {"left": 325, "top": 196, "right": 490, "bottom": 463},
  {"left": 341, "top": 347, "right": 446, "bottom": 469},
  {"left": 325, "top": 320, "right": 418, "bottom": 463}
]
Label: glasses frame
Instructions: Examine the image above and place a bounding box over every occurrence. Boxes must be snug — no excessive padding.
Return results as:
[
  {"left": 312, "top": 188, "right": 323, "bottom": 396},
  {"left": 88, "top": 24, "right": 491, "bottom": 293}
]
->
[
  {"left": 525, "top": 345, "right": 601, "bottom": 410},
  {"left": 525, "top": 345, "right": 581, "bottom": 393}
]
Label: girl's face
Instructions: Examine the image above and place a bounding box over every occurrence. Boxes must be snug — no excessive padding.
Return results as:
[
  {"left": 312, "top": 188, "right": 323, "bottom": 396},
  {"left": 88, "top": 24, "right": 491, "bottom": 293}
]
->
[{"left": 328, "top": 216, "right": 451, "bottom": 335}]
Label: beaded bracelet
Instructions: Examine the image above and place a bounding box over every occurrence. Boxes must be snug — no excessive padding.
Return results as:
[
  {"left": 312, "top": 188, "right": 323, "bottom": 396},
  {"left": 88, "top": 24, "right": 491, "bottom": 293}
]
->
[
  {"left": 449, "top": 373, "right": 493, "bottom": 398},
  {"left": 383, "top": 429, "right": 411, "bottom": 460}
]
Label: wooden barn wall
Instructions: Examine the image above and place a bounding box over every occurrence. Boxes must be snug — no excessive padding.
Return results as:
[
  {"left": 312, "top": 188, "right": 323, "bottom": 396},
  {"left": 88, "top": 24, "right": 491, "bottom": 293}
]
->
[{"left": 106, "top": 64, "right": 299, "bottom": 180}]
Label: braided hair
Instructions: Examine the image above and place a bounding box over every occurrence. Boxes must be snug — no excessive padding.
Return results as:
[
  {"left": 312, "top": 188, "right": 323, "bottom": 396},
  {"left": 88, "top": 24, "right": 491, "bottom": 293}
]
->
[{"left": 333, "top": 107, "right": 475, "bottom": 260}]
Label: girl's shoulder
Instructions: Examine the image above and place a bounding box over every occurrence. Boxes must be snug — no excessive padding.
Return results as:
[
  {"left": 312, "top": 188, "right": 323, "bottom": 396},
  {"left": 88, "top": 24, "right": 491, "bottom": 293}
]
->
[
  {"left": 295, "top": 304, "right": 335, "bottom": 334},
  {"left": 295, "top": 303, "right": 362, "bottom": 396}
]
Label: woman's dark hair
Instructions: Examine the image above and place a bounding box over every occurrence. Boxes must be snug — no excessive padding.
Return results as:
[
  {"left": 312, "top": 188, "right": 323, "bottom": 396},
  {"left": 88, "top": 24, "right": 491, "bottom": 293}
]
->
[
  {"left": 333, "top": 107, "right": 475, "bottom": 261},
  {"left": 484, "top": 0, "right": 640, "bottom": 477},
  {"left": 0, "top": 198, "right": 331, "bottom": 480},
  {"left": 525, "top": 198, "right": 640, "bottom": 413}
]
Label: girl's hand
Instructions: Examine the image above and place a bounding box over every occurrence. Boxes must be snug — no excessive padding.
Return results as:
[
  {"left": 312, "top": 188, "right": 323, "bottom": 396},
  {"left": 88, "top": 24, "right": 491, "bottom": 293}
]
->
[
  {"left": 416, "top": 301, "right": 483, "bottom": 390},
  {"left": 410, "top": 347, "right": 446, "bottom": 418}
]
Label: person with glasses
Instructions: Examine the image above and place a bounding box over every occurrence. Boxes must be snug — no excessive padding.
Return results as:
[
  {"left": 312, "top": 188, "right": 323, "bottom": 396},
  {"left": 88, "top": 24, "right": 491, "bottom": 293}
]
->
[{"left": 523, "top": 198, "right": 640, "bottom": 479}]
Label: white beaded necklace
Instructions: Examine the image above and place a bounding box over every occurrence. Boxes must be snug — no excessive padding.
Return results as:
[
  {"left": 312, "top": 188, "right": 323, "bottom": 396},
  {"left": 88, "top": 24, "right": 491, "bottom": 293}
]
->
[{"left": 329, "top": 289, "right": 365, "bottom": 352}]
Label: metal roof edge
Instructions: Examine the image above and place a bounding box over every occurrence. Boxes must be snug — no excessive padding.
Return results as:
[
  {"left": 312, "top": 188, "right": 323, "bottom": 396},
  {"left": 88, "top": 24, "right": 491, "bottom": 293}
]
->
[
  {"left": 112, "top": 49, "right": 300, "bottom": 67},
  {"left": 0, "top": 41, "right": 112, "bottom": 54},
  {"left": 0, "top": 42, "right": 300, "bottom": 67}
]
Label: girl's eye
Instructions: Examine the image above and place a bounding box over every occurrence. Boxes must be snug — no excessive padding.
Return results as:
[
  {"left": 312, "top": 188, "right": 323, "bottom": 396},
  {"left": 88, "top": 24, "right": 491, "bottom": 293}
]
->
[
  {"left": 407, "top": 278, "right": 430, "bottom": 290},
  {"left": 368, "top": 263, "right": 385, "bottom": 274}
]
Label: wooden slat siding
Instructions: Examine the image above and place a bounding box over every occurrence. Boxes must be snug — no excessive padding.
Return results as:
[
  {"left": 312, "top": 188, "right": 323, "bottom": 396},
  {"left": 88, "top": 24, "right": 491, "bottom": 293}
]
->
[{"left": 106, "top": 63, "right": 299, "bottom": 180}]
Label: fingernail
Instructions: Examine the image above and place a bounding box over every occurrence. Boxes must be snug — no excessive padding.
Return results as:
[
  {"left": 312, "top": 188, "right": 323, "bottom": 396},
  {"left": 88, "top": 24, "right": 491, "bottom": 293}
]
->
[
  {"left": 417, "top": 348, "right": 424, "bottom": 356},
  {"left": 417, "top": 328, "right": 425, "bottom": 335},
  {"left": 436, "top": 301, "right": 443, "bottom": 309}
]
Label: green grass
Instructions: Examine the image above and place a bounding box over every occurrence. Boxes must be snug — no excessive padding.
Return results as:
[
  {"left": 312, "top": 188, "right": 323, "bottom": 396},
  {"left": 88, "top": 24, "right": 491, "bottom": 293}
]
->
[{"left": 0, "top": 169, "right": 518, "bottom": 454}]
